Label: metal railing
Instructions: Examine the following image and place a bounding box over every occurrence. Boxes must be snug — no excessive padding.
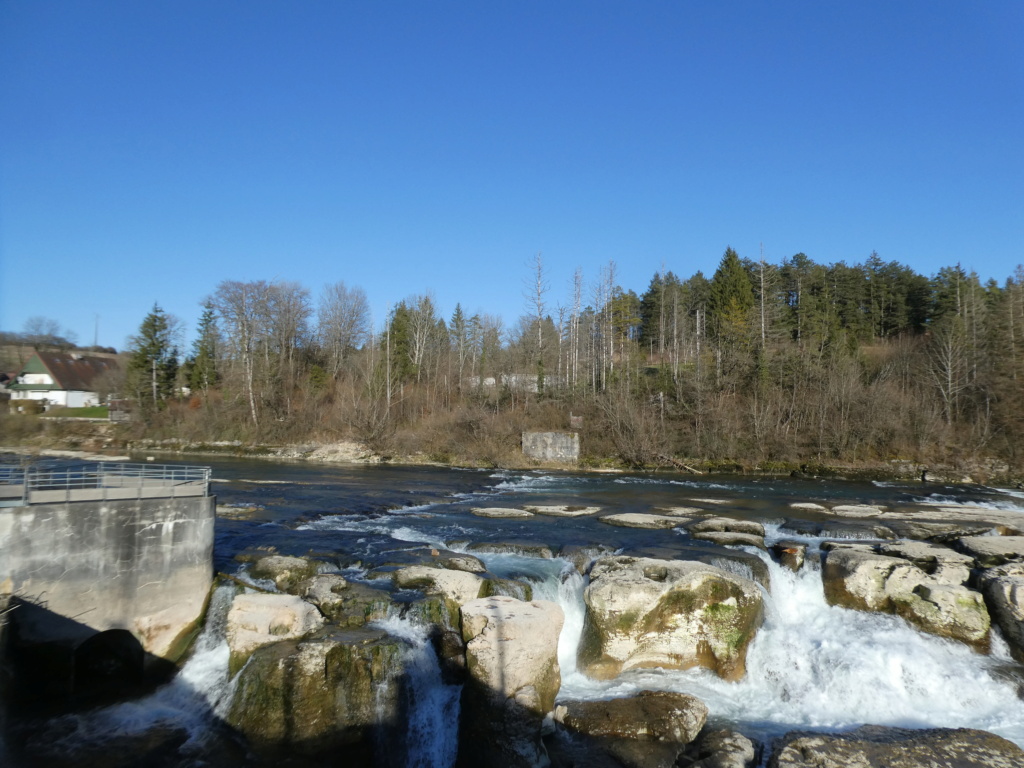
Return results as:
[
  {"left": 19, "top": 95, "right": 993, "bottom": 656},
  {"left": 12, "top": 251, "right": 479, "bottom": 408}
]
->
[{"left": 0, "top": 462, "right": 211, "bottom": 506}]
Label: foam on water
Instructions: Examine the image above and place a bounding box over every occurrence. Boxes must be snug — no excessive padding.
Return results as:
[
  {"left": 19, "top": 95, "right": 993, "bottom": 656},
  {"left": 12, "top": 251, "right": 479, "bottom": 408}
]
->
[
  {"left": 29, "top": 585, "right": 237, "bottom": 758},
  {"left": 612, "top": 477, "right": 735, "bottom": 490},
  {"left": 553, "top": 549, "right": 1024, "bottom": 746},
  {"left": 373, "top": 614, "right": 461, "bottom": 768}
]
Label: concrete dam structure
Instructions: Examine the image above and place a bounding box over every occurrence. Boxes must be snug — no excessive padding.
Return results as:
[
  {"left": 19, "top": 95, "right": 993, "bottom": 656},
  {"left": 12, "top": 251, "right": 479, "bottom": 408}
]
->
[{"left": 0, "top": 462, "right": 215, "bottom": 712}]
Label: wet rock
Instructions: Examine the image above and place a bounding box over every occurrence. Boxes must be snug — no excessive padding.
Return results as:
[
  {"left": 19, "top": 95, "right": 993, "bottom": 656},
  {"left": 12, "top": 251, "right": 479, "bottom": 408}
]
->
[
  {"left": 553, "top": 690, "right": 707, "bottom": 744},
  {"left": 599, "top": 513, "right": 688, "bottom": 530},
  {"left": 300, "top": 573, "right": 348, "bottom": 613},
  {"left": 227, "top": 626, "right": 406, "bottom": 764},
  {"left": 788, "top": 502, "right": 827, "bottom": 512},
  {"left": 472, "top": 507, "right": 535, "bottom": 519},
  {"left": 687, "top": 518, "right": 766, "bottom": 537},
  {"left": 822, "top": 545, "right": 990, "bottom": 649},
  {"left": 249, "top": 555, "right": 323, "bottom": 593},
  {"left": 579, "top": 556, "right": 763, "bottom": 681},
  {"left": 678, "top": 729, "right": 760, "bottom": 768},
  {"left": 885, "top": 520, "right": 993, "bottom": 543},
  {"left": 225, "top": 593, "right": 325, "bottom": 674},
  {"left": 459, "top": 596, "right": 564, "bottom": 768},
  {"left": 558, "top": 543, "right": 617, "bottom": 573},
  {"left": 876, "top": 540, "right": 974, "bottom": 583},
  {"left": 371, "top": 547, "right": 487, "bottom": 573},
  {"left": 480, "top": 577, "right": 533, "bottom": 601},
  {"left": 978, "top": 562, "right": 1024, "bottom": 662},
  {"left": 393, "top": 565, "right": 486, "bottom": 606},
  {"left": 689, "top": 531, "right": 766, "bottom": 550},
  {"left": 622, "top": 544, "right": 771, "bottom": 591},
  {"left": 525, "top": 505, "right": 601, "bottom": 517},
  {"left": 771, "top": 541, "right": 806, "bottom": 572},
  {"left": 465, "top": 541, "right": 555, "bottom": 559},
  {"left": 953, "top": 535, "right": 1024, "bottom": 568},
  {"left": 828, "top": 504, "right": 884, "bottom": 517},
  {"left": 656, "top": 506, "right": 706, "bottom": 516},
  {"left": 767, "top": 725, "right": 1024, "bottom": 768}
]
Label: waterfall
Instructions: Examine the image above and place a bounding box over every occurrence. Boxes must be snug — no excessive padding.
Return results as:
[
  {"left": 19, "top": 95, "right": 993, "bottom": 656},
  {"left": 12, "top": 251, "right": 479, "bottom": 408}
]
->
[
  {"left": 22, "top": 584, "right": 237, "bottom": 759},
  {"left": 553, "top": 546, "right": 1024, "bottom": 747},
  {"left": 373, "top": 613, "right": 462, "bottom": 768}
]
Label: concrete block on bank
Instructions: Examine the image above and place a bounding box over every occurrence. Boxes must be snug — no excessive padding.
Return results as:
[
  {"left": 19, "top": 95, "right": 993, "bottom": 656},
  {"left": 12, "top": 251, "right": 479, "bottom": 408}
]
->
[{"left": 522, "top": 431, "right": 580, "bottom": 463}]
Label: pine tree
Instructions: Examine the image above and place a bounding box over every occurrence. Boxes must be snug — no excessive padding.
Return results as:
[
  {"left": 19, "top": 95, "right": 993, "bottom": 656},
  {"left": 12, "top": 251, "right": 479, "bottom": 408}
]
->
[
  {"left": 127, "top": 303, "right": 179, "bottom": 412},
  {"left": 187, "top": 303, "right": 219, "bottom": 394}
]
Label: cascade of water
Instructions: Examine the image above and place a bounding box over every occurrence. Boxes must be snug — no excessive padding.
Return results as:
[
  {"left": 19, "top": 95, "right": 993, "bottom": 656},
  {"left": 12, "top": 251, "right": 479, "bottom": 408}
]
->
[
  {"left": 373, "top": 613, "right": 462, "bottom": 768},
  {"left": 26, "top": 583, "right": 237, "bottom": 757},
  {"left": 553, "top": 546, "right": 1024, "bottom": 747}
]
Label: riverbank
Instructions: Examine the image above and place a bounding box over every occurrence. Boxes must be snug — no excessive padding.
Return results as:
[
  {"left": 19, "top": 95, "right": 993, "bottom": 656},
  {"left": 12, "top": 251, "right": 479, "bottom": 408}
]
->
[{"left": 1, "top": 418, "right": 1021, "bottom": 486}]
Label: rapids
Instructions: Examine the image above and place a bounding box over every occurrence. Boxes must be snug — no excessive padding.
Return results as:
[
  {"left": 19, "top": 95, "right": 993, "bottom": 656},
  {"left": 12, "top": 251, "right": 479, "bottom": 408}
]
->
[{"left": 11, "top": 456, "right": 1024, "bottom": 764}]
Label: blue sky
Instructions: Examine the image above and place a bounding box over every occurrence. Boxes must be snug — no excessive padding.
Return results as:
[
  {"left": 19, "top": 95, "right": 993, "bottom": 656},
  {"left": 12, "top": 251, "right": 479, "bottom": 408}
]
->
[{"left": 1, "top": 1, "right": 1021, "bottom": 351}]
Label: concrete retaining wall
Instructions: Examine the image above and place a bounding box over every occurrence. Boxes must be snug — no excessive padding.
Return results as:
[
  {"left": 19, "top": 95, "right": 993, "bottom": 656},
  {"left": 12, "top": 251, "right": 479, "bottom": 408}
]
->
[
  {"left": 522, "top": 431, "right": 580, "bottom": 462},
  {"left": 0, "top": 495, "right": 215, "bottom": 659}
]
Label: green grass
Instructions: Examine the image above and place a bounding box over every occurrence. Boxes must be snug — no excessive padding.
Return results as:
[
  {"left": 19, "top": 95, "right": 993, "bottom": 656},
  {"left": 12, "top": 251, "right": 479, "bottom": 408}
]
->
[{"left": 44, "top": 405, "right": 109, "bottom": 419}]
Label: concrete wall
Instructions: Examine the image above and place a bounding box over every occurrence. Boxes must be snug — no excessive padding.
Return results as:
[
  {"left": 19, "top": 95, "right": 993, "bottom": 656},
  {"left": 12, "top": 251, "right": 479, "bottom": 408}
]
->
[
  {"left": 0, "top": 495, "right": 214, "bottom": 659},
  {"left": 522, "top": 431, "right": 580, "bottom": 463}
]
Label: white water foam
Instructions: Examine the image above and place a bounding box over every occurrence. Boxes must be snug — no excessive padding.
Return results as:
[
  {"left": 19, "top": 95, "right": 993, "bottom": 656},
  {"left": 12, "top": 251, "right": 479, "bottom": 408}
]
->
[
  {"left": 912, "top": 493, "right": 1024, "bottom": 513},
  {"left": 373, "top": 614, "right": 461, "bottom": 768},
  {"left": 612, "top": 477, "right": 735, "bottom": 490},
  {"left": 32, "top": 584, "right": 237, "bottom": 757},
  {"left": 552, "top": 549, "right": 1024, "bottom": 747}
]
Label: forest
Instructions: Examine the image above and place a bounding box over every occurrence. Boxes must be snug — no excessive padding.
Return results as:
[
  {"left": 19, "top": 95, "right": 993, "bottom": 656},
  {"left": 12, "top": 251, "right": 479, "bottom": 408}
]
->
[{"left": 10, "top": 249, "right": 1024, "bottom": 473}]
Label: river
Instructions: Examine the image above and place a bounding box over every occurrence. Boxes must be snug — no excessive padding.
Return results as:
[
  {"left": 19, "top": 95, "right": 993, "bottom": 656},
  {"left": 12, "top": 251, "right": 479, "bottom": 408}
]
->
[{"left": 12, "top": 456, "right": 1024, "bottom": 765}]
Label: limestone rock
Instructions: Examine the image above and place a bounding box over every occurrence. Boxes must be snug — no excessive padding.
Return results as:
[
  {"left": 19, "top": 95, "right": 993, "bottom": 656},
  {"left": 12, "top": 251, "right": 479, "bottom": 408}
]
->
[
  {"left": 249, "top": 555, "right": 322, "bottom": 593},
  {"left": 771, "top": 541, "right": 807, "bottom": 572},
  {"left": 465, "top": 541, "right": 555, "bottom": 559},
  {"left": 690, "top": 531, "right": 767, "bottom": 550},
  {"left": 226, "top": 593, "right": 325, "bottom": 674},
  {"left": 227, "top": 626, "right": 405, "bottom": 764},
  {"left": 978, "top": 562, "right": 1024, "bottom": 662},
  {"left": 789, "top": 502, "right": 827, "bottom": 511},
  {"left": 687, "top": 518, "right": 766, "bottom": 537},
  {"left": 600, "top": 513, "right": 687, "bottom": 530},
  {"left": 394, "top": 565, "right": 485, "bottom": 606},
  {"left": 553, "top": 690, "right": 707, "bottom": 744},
  {"left": 876, "top": 540, "right": 973, "bottom": 584},
  {"left": 828, "top": 504, "right": 884, "bottom": 517},
  {"left": 656, "top": 506, "right": 706, "bottom": 516},
  {"left": 524, "top": 505, "right": 601, "bottom": 517},
  {"left": 472, "top": 507, "right": 535, "bottom": 519},
  {"left": 579, "top": 556, "right": 763, "bottom": 681},
  {"left": 767, "top": 725, "right": 1024, "bottom": 768},
  {"left": 621, "top": 544, "right": 772, "bottom": 591},
  {"left": 459, "top": 596, "right": 564, "bottom": 768},
  {"left": 954, "top": 535, "right": 1024, "bottom": 568},
  {"left": 822, "top": 545, "right": 989, "bottom": 648},
  {"left": 558, "top": 543, "right": 617, "bottom": 573},
  {"left": 678, "top": 729, "right": 760, "bottom": 768},
  {"left": 300, "top": 573, "right": 348, "bottom": 613}
]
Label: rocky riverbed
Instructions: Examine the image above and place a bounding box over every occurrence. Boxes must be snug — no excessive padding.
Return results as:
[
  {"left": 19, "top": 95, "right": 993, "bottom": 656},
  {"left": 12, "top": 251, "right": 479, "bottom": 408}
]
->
[{"left": 8, "top": 458, "right": 1024, "bottom": 767}]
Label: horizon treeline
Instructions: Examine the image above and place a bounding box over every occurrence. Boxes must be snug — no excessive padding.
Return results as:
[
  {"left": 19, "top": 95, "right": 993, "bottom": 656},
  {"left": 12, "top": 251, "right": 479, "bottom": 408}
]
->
[{"left": 40, "top": 250, "right": 1024, "bottom": 468}]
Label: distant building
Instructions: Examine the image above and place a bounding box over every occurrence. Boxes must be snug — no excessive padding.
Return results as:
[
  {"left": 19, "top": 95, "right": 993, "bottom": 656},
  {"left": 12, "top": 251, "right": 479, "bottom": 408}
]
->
[
  {"left": 463, "top": 373, "right": 566, "bottom": 394},
  {"left": 7, "top": 351, "right": 118, "bottom": 411}
]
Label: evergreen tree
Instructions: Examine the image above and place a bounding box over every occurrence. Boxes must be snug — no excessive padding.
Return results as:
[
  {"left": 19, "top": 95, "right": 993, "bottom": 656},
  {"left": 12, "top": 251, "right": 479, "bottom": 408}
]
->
[
  {"left": 127, "top": 303, "right": 180, "bottom": 412},
  {"left": 709, "top": 247, "right": 754, "bottom": 339},
  {"left": 187, "top": 303, "right": 219, "bottom": 394}
]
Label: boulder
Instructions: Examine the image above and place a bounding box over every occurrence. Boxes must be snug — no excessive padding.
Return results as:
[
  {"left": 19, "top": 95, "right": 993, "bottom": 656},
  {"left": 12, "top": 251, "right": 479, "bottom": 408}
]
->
[
  {"left": 656, "top": 506, "right": 706, "bottom": 516},
  {"left": 621, "top": 545, "right": 771, "bottom": 591},
  {"left": 459, "top": 596, "right": 564, "bottom": 768},
  {"left": 600, "top": 514, "right": 688, "bottom": 530},
  {"left": 885, "top": 520, "right": 992, "bottom": 543},
  {"left": 553, "top": 690, "right": 707, "bottom": 744},
  {"left": 689, "top": 531, "right": 766, "bottom": 551},
  {"left": 767, "top": 725, "right": 1024, "bottom": 768},
  {"left": 978, "top": 562, "right": 1024, "bottom": 662},
  {"left": 771, "top": 541, "right": 806, "bottom": 572},
  {"left": 954, "top": 535, "right": 1024, "bottom": 568},
  {"left": 472, "top": 507, "right": 535, "bottom": 519},
  {"left": 249, "top": 555, "right": 322, "bottom": 593},
  {"left": 394, "top": 565, "right": 485, "bottom": 606},
  {"left": 828, "top": 504, "right": 884, "bottom": 517},
  {"left": 301, "top": 577, "right": 394, "bottom": 628},
  {"left": 822, "top": 545, "right": 989, "bottom": 649},
  {"left": 578, "top": 556, "right": 763, "bottom": 681},
  {"left": 226, "top": 626, "right": 406, "bottom": 765},
  {"left": 225, "top": 593, "right": 324, "bottom": 674},
  {"left": 876, "top": 540, "right": 973, "bottom": 584},
  {"left": 678, "top": 729, "right": 760, "bottom": 768},
  {"left": 525, "top": 505, "right": 601, "bottom": 517},
  {"left": 788, "top": 502, "right": 827, "bottom": 512},
  {"left": 687, "top": 518, "right": 766, "bottom": 537},
  {"left": 465, "top": 541, "right": 555, "bottom": 559},
  {"left": 558, "top": 544, "right": 617, "bottom": 574}
]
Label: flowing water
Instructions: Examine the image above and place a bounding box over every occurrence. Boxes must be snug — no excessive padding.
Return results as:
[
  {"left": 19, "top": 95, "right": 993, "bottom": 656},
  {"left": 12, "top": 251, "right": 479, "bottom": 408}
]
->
[{"left": 12, "top": 456, "right": 1024, "bottom": 764}]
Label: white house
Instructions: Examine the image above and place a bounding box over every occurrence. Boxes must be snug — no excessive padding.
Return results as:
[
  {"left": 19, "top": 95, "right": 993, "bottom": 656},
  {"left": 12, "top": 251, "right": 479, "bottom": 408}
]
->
[{"left": 8, "top": 351, "right": 118, "bottom": 411}]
